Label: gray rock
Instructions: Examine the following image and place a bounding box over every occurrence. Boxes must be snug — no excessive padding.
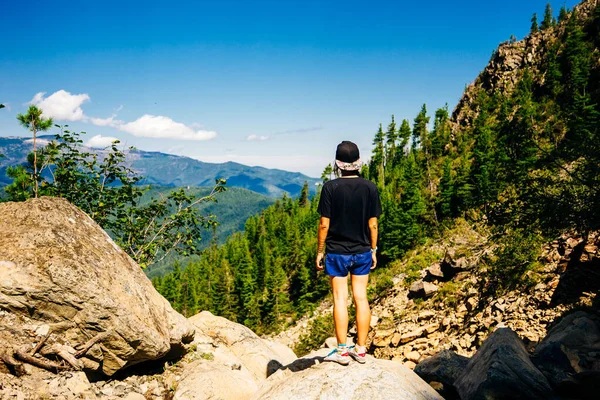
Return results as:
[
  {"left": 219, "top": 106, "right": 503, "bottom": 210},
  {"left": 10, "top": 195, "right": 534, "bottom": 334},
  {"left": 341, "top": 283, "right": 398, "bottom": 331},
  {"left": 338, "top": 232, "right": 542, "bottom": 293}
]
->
[
  {"left": 454, "top": 327, "right": 554, "bottom": 400},
  {"left": 409, "top": 280, "right": 438, "bottom": 299},
  {"left": 426, "top": 263, "right": 445, "bottom": 281},
  {"left": 252, "top": 348, "right": 443, "bottom": 400},
  {"left": 532, "top": 311, "right": 600, "bottom": 399},
  {"left": 0, "top": 197, "right": 194, "bottom": 376},
  {"left": 415, "top": 349, "right": 469, "bottom": 387},
  {"left": 415, "top": 350, "right": 469, "bottom": 398}
]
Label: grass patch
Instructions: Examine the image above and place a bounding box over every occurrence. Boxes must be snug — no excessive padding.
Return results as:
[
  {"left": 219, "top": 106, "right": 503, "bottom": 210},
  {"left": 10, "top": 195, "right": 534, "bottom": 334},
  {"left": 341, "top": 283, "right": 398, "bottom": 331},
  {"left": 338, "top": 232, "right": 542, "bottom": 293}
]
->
[
  {"left": 436, "top": 281, "right": 463, "bottom": 307},
  {"left": 294, "top": 314, "right": 335, "bottom": 357},
  {"left": 400, "top": 248, "right": 444, "bottom": 287},
  {"left": 367, "top": 273, "right": 394, "bottom": 302}
]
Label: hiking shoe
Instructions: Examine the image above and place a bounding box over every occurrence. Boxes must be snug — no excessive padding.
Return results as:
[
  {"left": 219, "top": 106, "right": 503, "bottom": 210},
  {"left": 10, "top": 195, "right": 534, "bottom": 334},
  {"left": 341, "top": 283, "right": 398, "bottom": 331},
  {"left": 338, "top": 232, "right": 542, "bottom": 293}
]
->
[
  {"left": 324, "top": 349, "right": 351, "bottom": 365},
  {"left": 348, "top": 346, "right": 367, "bottom": 364}
]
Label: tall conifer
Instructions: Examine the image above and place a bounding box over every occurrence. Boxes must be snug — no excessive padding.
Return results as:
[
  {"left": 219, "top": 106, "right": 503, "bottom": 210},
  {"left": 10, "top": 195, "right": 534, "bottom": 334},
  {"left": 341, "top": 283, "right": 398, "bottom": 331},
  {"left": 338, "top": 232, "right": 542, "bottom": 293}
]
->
[
  {"left": 541, "top": 3, "right": 555, "bottom": 30},
  {"left": 531, "top": 13, "right": 539, "bottom": 34}
]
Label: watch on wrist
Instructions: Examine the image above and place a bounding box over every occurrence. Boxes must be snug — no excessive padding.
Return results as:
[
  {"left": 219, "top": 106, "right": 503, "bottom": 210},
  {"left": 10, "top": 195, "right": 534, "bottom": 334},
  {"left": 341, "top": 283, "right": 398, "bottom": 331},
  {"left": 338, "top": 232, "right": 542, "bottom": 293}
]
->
[{"left": 370, "top": 247, "right": 377, "bottom": 253}]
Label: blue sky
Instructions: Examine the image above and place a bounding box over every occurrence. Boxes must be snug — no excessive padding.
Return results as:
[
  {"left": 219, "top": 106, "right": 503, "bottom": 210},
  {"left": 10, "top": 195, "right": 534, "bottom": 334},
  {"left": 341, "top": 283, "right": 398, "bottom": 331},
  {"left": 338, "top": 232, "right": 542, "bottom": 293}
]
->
[{"left": 0, "top": 0, "right": 580, "bottom": 177}]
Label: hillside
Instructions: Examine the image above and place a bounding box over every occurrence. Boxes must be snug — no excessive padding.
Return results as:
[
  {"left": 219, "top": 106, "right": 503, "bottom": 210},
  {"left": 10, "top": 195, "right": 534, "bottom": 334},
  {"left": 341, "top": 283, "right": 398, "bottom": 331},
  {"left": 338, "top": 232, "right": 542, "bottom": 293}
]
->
[
  {"left": 143, "top": 186, "right": 276, "bottom": 278},
  {"left": 0, "top": 135, "right": 320, "bottom": 197}
]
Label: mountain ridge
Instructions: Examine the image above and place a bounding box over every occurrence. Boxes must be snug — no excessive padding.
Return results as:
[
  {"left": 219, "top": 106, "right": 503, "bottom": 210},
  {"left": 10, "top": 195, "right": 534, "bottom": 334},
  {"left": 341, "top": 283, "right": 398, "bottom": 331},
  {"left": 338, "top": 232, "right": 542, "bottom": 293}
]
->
[{"left": 0, "top": 135, "right": 320, "bottom": 197}]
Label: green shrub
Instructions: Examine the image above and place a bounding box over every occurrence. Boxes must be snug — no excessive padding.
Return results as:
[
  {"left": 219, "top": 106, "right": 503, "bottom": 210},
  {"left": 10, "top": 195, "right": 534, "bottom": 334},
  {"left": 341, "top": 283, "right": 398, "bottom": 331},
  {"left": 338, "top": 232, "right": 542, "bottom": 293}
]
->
[
  {"left": 436, "top": 281, "right": 462, "bottom": 307},
  {"left": 367, "top": 274, "right": 394, "bottom": 302},
  {"left": 294, "top": 314, "right": 335, "bottom": 356},
  {"left": 401, "top": 248, "right": 444, "bottom": 287},
  {"left": 485, "top": 228, "right": 543, "bottom": 294}
]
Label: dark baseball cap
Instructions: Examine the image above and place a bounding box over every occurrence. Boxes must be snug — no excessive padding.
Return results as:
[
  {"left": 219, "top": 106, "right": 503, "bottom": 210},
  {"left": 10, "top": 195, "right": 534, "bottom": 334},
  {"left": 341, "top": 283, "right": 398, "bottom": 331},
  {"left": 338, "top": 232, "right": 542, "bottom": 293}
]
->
[{"left": 335, "top": 141, "right": 362, "bottom": 171}]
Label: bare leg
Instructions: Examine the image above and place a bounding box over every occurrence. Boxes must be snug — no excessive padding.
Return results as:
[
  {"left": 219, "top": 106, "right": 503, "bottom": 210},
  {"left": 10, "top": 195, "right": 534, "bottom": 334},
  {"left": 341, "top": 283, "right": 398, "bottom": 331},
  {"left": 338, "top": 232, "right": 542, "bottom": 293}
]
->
[
  {"left": 351, "top": 274, "right": 370, "bottom": 347},
  {"left": 330, "top": 275, "right": 349, "bottom": 345}
]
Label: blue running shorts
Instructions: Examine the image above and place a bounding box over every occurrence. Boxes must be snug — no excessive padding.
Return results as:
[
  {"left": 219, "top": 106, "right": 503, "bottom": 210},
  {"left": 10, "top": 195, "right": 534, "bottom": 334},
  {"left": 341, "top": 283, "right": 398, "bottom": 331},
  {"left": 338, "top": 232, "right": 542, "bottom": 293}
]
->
[{"left": 325, "top": 252, "right": 373, "bottom": 277}]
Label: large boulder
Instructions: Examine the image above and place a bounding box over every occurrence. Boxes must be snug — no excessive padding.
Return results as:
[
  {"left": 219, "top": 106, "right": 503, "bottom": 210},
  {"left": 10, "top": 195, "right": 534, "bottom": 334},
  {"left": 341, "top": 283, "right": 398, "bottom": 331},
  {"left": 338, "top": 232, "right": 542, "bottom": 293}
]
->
[
  {"left": 252, "top": 348, "right": 443, "bottom": 400},
  {"left": 415, "top": 350, "right": 469, "bottom": 398},
  {"left": 532, "top": 311, "right": 600, "bottom": 399},
  {"left": 189, "top": 311, "right": 296, "bottom": 380},
  {"left": 0, "top": 197, "right": 194, "bottom": 376},
  {"left": 454, "top": 327, "right": 554, "bottom": 400},
  {"left": 173, "top": 311, "right": 298, "bottom": 399}
]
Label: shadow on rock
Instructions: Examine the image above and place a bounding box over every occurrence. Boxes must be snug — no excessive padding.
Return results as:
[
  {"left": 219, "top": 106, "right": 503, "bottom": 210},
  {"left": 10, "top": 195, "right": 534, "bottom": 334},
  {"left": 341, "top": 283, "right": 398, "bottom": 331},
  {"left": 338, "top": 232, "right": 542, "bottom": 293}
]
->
[
  {"left": 551, "top": 241, "right": 600, "bottom": 307},
  {"left": 267, "top": 356, "right": 325, "bottom": 377}
]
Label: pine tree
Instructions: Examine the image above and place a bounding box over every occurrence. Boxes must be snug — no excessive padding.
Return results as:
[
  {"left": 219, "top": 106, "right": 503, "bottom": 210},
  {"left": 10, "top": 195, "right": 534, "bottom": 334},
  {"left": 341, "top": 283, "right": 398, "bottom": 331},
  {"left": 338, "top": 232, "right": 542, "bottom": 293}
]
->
[
  {"left": 290, "top": 263, "right": 313, "bottom": 313},
  {"left": 453, "top": 155, "right": 473, "bottom": 214},
  {"left": 541, "top": 3, "right": 555, "bottom": 30},
  {"left": 161, "top": 263, "right": 182, "bottom": 311},
  {"left": 321, "top": 164, "right": 333, "bottom": 183},
  {"left": 430, "top": 106, "right": 450, "bottom": 157},
  {"left": 438, "top": 158, "right": 454, "bottom": 218},
  {"left": 531, "top": 13, "right": 539, "bottom": 34},
  {"left": 558, "top": 5, "right": 568, "bottom": 23},
  {"left": 179, "top": 268, "right": 199, "bottom": 317},
  {"left": 264, "top": 257, "right": 291, "bottom": 329},
  {"left": 5, "top": 165, "right": 33, "bottom": 201},
  {"left": 16, "top": 105, "right": 53, "bottom": 198},
  {"left": 543, "top": 41, "right": 563, "bottom": 98},
  {"left": 472, "top": 110, "right": 496, "bottom": 209},
  {"left": 380, "top": 189, "right": 404, "bottom": 258},
  {"left": 385, "top": 115, "right": 398, "bottom": 171},
  {"left": 370, "top": 124, "right": 385, "bottom": 185},
  {"left": 396, "top": 119, "right": 411, "bottom": 162},
  {"left": 299, "top": 181, "right": 310, "bottom": 207},
  {"left": 562, "top": 10, "right": 591, "bottom": 113},
  {"left": 385, "top": 152, "right": 426, "bottom": 255},
  {"left": 212, "top": 258, "right": 237, "bottom": 320},
  {"left": 412, "top": 104, "right": 429, "bottom": 152}
]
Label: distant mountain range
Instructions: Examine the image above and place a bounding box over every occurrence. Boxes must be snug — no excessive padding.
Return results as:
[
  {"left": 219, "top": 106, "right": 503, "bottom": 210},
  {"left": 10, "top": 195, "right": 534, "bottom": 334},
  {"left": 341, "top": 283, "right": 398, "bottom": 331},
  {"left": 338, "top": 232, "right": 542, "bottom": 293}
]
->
[{"left": 0, "top": 135, "right": 320, "bottom": 197}]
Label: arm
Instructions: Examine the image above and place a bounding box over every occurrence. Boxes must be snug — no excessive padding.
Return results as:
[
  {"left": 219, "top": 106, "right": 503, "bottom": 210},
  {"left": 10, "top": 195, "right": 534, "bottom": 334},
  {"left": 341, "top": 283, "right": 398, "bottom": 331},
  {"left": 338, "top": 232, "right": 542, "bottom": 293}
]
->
[
  {"left": 315, "top": 216, "right": 330, "bottom": 270},
  {"left": 368, "top": 217, "right": 378, "bottom": 269}
]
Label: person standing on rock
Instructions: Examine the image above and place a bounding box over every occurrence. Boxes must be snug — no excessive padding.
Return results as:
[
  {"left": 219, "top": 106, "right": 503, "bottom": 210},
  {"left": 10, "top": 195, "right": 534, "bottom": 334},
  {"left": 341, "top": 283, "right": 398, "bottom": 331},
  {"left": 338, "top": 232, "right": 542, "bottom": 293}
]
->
[{"left": 316, "top": 140, "right": 382, "bottom": 365}]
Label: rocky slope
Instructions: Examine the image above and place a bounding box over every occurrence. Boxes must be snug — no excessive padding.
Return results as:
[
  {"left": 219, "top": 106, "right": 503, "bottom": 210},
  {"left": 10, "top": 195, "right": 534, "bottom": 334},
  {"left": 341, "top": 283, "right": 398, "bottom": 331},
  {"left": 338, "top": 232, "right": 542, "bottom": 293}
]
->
[
  {"left": 367, "top": 229, "right": 599, "bottom": 365},
  {"left": 452, "top": 0, "right": 600, "bottom": 130},
  {"left": 270, "top": 219, "right": 600, "bottom": 398},
  {"left": 0, "top": 197, "right": 439, "bottom": 399}
]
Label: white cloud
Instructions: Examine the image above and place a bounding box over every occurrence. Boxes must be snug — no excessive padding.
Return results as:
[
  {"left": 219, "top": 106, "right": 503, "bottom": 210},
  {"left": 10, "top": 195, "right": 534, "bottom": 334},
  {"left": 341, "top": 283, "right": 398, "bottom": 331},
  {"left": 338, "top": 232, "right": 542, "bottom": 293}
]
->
[
  {"left": 167, "top": 145, "right": 185, "bottom": 154},
  {"left": 90, "top": 115, "right": 123, "bottom": 128},
  {"left": 119, "top": 114, "right": 217, "bottom": 141},
  {"left": 85, "top": 135, "right": 120, "bottom": 148},
  {"left": 274, "top": 126, "right": 323, "bottom": 135},
  {"left": 26, "top": 90, "right": 218, "bottom": 142},
  {"left": 24, "top": 138, "right": 51, "bottom": 146},
  {"left": 29, "top": 90, "right": 90, "bottom": 121},
  {"left": 247, "top": 134, "right": 269, "bottom": 141}
]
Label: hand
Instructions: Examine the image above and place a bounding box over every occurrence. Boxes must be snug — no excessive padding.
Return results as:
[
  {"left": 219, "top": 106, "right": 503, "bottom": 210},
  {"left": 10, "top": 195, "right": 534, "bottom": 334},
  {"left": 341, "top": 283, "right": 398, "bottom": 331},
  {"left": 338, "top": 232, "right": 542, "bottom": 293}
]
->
[
  {"left": 316, "top": 253, "right": 324, "bottom": 271},
  {"left": 371, "top": 252, "right": 377, "bottom": 270}
]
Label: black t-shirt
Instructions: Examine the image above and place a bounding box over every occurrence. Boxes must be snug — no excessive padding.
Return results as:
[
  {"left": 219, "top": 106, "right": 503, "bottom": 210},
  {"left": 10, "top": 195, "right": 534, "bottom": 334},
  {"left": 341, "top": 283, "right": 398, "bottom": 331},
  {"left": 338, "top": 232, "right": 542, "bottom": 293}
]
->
[{"left": 317, "top": 177, "right": 382, "bottom": 254}]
